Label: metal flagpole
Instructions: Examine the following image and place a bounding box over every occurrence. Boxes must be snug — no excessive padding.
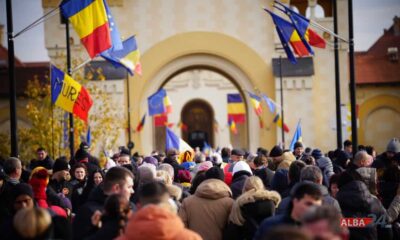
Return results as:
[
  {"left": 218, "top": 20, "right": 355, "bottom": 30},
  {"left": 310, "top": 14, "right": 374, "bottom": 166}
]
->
[
  {"left": 6, "top": 0, "right": 18, "bottom": 157},
  {"left": 348, "top": 0, "right": 358, "bottom": 149},
  {"left": 333, "top": 0, "right": 343, "bottom": 149},
  {"left": 279, "top": 55, "right": 285, "bottom": 147},
  {"left": 65, "top": 18, "right": 75, "bottom": 158}
]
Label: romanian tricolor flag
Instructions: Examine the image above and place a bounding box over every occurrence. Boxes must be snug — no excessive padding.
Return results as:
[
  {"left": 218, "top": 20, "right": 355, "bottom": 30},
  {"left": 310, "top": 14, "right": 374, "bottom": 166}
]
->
[
  {"left": 164, "top": 94, "right": 172, "bottom": 114},
  {"left": 101, "top": 36, "right": 142, "bottom": 76},
  {"left": 273, "top": 113, "right": 290, "bottom": 133},
  {"left": 227, "top": 93, "right": 246, "bottom": 123},
  {"left": 275, "top": 1, "right": 326, "bottom": 49},
  {"left": 154, "top": 113, "right": 168, "bottom": 127},
  {"left": 51, "top": 65, "right": 93, "bottom": 122},
  {"left": 136, "top": 114, "right": 146, "bottom": 132},
  {"left": 264, "top": 8, "right": 309, "bottom": 63},
  {"left": 259, "top": 117, "right": 264, "bottom": 129},
  {"left": 60, "top": 0, "right": 112, "bottom": 58},
  {"left": 248, "top": 92, "right": 263, "bottom": 116},
  {"left": 229, "top": 119, "right": 238, "bottom": 135}
]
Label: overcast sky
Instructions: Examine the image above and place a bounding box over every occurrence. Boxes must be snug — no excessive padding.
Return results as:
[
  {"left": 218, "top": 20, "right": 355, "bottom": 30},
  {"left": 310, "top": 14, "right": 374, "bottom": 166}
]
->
[{"left": 0, "top": 0, "right": 399, "bottom": 62}]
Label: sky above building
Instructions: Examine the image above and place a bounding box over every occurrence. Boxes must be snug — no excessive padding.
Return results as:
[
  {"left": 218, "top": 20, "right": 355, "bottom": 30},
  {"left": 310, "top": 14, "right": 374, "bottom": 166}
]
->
[{"left": 0, "top": 0, "right": 399, "bottom": 62}]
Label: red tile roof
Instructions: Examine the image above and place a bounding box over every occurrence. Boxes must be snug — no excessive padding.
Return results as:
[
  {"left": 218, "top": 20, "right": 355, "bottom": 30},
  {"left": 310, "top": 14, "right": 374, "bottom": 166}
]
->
[
  {"left": 356, "top": 17, "right": 400, "bottom": 85},
  {"left": 0, "top": 46, "right": 49, "bottom": 97}
]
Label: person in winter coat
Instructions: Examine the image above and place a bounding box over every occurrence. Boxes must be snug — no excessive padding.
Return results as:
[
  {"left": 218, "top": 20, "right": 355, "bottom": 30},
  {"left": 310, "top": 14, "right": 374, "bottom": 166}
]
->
[
  {"left": 230, "top": 161, "right": 253, "bottom": 199},
  {"left": 336, "top": 171, "right": 392, "bottom": 240},
  {"left": 316, "top": 156, "right": 335, "bottom": 187},
  {"left": 86, "top": 194, "right": 132, "bottom": 240},
  {"left": 70, "top": 163, "right": 88, "bottom": 213},
  {"left": 179, "top": 178, "right": 234, "bottom": 240},
  {"left": 72, "top": 167, "right": 135, "bottom": 240},
  {"left": 163, "top": 149, "right": 185, "bottom": 183},
  {"left": 372, "top": 138, "right": 400, "bottom": 173},
  {"left": 293, "top": 142, "right": 304, "bottom": 160},
  {"left": 224, "top": 176, "right": 281, "bottom": 240},
  {"left": 277, "top": 166, "right": 341, "bottom": 215},
  {"left": 280, "top": 161, "right": 306, "bottom": 199},
  {"left": 29, "top": 147, "right": 54, "bottom": 171},
  {"left": 0, "top": 157, "right": 22, "bottom": 226},
  {"left": 271, "top": 168, "right": 289, "bottom": 196},
  {"left": 348, "top": 151, "right": 377, "bottom": 195},
  {"left": 254, "top": 182, "right": 323, "bottom": 240},
  {"left": 117, "top": 204, "right": 201, "bottom": 240},
  {"left": 47, "top": 157, "right": 73, "bottom": 199},
  {"left": 253, "top": 155, "right": 275, "bottom": 190}
]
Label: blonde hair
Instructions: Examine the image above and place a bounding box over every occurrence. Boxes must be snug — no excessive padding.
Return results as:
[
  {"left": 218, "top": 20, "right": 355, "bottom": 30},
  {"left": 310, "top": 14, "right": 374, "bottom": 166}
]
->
[
  {"left": 242, "top": 176, "right": 265, "bottom": 193},
  {"left": 13, "top": 208, "right": 52, "bottom": 239},
  {"left": 156, "top": 170, "right": 173, "bottom": 185}
]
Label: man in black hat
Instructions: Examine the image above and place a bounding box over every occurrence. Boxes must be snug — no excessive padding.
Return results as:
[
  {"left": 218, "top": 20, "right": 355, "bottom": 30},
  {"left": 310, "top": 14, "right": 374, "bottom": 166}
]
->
[
  {"left": 70, "top": 142, "right": 100, "bottom": 167},
  {"left": 293, "top": 142, "right": 304, "bottom": 160},
  {"left": 47, "top": 157, "right": 73, "bottom": 199},
  {"left": 228, "top": 148, "right": 245, "bottom": 172}
]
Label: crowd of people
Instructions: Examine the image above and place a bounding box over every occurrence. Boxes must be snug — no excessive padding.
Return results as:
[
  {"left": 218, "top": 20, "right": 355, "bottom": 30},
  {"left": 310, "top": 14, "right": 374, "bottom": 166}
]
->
[{"left": 0, "top": 138, "right": 400, "bottom": 240}]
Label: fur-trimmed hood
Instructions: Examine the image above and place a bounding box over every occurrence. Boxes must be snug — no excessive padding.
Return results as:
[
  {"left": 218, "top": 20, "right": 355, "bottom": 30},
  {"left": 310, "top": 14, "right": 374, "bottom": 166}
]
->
[{"left": 229, "top": 189, "right": 281, "bottom": 226}]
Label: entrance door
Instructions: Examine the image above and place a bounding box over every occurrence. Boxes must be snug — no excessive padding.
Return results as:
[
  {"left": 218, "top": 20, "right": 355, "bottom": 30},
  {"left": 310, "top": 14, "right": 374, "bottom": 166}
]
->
[{"left": 181, "top": 100, "right": 214, "bottom": 149}]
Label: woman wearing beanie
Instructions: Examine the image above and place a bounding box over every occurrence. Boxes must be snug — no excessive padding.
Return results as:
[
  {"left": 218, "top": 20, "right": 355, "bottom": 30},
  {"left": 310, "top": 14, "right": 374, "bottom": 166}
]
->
[
  {"left": 29, "top": 167, "right": 68, "bottom": 218},
  {"left": 224, "top": 176, "right": 281, "bottom": 240}
]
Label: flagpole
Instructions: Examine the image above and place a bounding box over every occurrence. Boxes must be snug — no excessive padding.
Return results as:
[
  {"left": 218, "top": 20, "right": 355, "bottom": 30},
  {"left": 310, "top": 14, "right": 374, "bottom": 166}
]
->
[
  {"left": 6, "top": 0, "right": 18, "bottom": 157},
  {"left": 279, "top": 55, "right": 285, "bottom": 148},
  {"left": 348, "top": 0, "right": 358, "bottom": 149},
  {"left": 333, "top": 0, "right": 343, "bottom": 149},
  {"left": 126, "top": 71, "right": 132, "bottom": 144},
  {"left": 65, "top": 17, "right": 75, "bottom": 158},
  {"left": 13, "top": 7, "right": 59, "bottom": 39},
  {"left": 71, "top": 58, "right": 91, "bottom": 73}
]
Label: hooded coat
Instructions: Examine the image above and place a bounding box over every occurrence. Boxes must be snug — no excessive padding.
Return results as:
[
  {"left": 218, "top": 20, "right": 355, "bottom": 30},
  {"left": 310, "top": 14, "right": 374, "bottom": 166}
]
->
[
  {"left": 230, "top": 171, "right": 251, "bottom": 199},
  {"left": 336, "top": 180, "right": 391, "bottom": 240},
  {"left": 179, "top": 179, "right": 234, "bottom": 240},
  {"left": 223, "top": 189, "right": 281, "bottom": 240},
  {"left": 117, "top": 205, "right": 201, "bottom": 240}
]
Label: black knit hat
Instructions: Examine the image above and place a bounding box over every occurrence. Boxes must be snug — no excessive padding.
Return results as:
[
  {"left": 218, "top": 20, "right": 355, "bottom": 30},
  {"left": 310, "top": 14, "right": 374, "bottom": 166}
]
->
[
  {"left": 205, "top": 166, "right": 225, "bottom": 181},
  {"left": 269, "top": 145, "right": 283, "bottom": 157},
  {"left": 294, "top": 142, "right": 303, "bottom": 149},
  {"left": 75, "top": 149, "right": 90, "bottom": 161},
  {"left": 231, "top": 149, "right": 245, "bottom": 157},
  {"left": 53, "top": 158, "right": 70, "bottom": 173},
  {"left": 12, "top": 183, "right": 34, "bottom": 201}
]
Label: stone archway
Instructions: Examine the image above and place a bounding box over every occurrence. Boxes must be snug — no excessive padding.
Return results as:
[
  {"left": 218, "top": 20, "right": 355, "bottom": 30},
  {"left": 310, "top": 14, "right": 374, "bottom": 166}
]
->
[
  {"left": 129, "top": 31, "right": 275, "bottom": 154},
  {"left": 359, "top": 94, "right": 400, "bottom": 153},
  {"left": 181, "top": 99, "right": 214, "bottom": 149}
]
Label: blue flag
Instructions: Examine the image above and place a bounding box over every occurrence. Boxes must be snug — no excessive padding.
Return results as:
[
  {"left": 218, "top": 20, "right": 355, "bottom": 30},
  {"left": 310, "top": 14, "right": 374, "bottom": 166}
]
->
[
  {"left": 166, "top": 128, "right": 180, "bottom": 150},
  {"left": 148, "top": 89, "right": 167, "bottom": 116},
  {"left": 264, "top": 8, "right": 297, "bottom": 63},
  {"left": 100, "top": 36, "right": 140, "bottom": 76},
  {"left": 274, "top": 3, "right": 314, "bottom": 55},
  {"left": 289, "top": 121, "right": 302, "bottom": 151},
  {"left": 103, "top": 0, "right": 123, "bottom": 51},
  {"left": 262, "top": 94, "right": 276, "bottom": 113},
  {"left": 86, "top": 126, "right": 91, "bottom": 146}
]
